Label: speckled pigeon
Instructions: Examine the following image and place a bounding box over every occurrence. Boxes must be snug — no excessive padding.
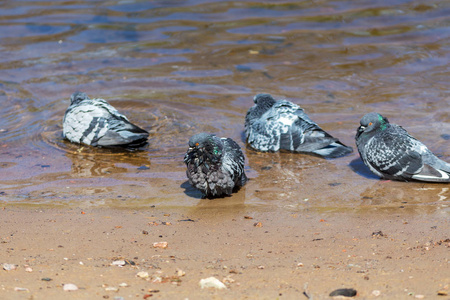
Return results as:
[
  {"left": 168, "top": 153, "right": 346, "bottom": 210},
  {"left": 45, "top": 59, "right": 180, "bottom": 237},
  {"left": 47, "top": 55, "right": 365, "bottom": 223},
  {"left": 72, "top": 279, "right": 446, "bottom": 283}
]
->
[
  {"left": 63, "top": 92, "right": 149, "bottom": 147},
  {"left": 184, "top": 133, "right": 247, "bottom": 198},
  {"left": 356, "top": 112, "right": 450, "bottom": 182},
  {"left": 245, "top": 93, "right": 353, "bottom": 158}
]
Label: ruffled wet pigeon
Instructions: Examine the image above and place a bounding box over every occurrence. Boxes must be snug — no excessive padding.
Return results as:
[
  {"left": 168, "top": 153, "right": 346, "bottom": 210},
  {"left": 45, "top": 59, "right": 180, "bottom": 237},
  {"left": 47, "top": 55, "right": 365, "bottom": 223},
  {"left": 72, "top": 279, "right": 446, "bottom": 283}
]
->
[
  {"left": 356, "top": 112, "right": 450, "bottom": 182},
  {"left": 184, "top": 133, "right": 247, "bottom": 198},
  {"left": 245, "top": 93, "right": 353, "bottom": 158},
  {"left": 63, "top": 92, "right": 148, "bottom": 147}
]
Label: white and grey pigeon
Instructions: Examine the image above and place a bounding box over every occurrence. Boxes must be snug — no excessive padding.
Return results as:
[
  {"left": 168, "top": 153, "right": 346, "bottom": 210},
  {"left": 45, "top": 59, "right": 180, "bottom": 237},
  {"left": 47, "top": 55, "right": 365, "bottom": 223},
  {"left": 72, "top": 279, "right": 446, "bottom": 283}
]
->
[
  {"left": 184, "top": 133, "right": 247, "bottom": 198},
  {"left": 63, "top": 92, "right": 149, "bottom": 148},
  {"left": 245, "top": 93, "right": 353, "bottom": 158},
  {"left": 356, "top": 112, "right": 450, "bottom": 182}
]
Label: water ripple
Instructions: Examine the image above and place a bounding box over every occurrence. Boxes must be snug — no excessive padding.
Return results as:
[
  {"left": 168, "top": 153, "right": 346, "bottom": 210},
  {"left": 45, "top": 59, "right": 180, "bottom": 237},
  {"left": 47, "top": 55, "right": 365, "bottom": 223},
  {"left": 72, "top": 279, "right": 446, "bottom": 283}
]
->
[{"left": 0, "top": 0, "right": 448, "bottom": 209}]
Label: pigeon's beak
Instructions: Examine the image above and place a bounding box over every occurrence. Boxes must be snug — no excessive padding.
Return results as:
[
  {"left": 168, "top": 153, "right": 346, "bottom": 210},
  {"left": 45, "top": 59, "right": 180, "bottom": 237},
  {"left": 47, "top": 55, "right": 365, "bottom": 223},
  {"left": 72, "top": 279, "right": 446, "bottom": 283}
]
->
[{"left": 356, "top": 125, "right": 365, "bottom": 139}]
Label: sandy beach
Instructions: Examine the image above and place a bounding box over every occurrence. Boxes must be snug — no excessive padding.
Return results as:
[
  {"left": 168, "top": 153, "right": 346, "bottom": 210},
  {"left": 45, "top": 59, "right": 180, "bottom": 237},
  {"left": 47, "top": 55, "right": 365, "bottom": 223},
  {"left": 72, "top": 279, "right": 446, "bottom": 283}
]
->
[{"left": 0, "top": 205, "right": 448, "bottom": 299}]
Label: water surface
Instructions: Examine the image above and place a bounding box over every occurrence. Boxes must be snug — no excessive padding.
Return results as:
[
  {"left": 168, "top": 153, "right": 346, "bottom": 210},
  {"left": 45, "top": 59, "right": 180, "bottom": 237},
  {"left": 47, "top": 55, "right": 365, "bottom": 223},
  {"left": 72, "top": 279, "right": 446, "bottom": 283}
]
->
[{"left": 0, "top": 0, "right": 448, "bottom": 212}]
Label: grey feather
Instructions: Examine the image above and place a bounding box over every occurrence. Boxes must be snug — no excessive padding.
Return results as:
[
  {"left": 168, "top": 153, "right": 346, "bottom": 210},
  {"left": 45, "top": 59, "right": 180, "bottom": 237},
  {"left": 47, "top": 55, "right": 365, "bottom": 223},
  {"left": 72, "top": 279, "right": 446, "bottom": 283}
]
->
[
  {"left": 63, "top": 92, "right": 149, "bottom": 148},
  {"left": 245, "top": 93, "right": 353, "bottom": 158},
  {"left": 355, "top": 112, "right": 450, "bottom": 182},
  {"left": 184, "top": 133, "right": 247, "bottom": 198}
]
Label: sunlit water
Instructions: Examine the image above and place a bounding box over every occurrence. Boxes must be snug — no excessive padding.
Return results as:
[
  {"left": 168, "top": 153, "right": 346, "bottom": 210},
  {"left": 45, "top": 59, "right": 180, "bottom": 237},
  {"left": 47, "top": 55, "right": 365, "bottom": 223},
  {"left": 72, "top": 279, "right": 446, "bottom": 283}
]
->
[{"left": 0, "top": 0, "right": 448, "bottom": 212}]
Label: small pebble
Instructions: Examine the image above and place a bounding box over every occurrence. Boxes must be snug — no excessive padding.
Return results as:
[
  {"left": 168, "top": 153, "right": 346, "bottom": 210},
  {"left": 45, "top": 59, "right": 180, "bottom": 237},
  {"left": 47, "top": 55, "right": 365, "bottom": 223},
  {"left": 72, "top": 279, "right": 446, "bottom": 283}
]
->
[
  {"left": 153, "top": 242, "right": 168, "bottom": 249},
  {"left": 105, "top": 287, "right": 119, "bottom": 292},
  {"left": 223, "top": 276, "right": 235, "bottom": 284},
  {"left": 14, "top": 287, "right": 29, "bottom": 292},
  {"left": 3, "top": 263, "right": 17, "bottom": 271},
  {"left": 372, "top": 290, "right": 381, "bottom": 296},
  {"left": 199, "top": 277, "right": 227, "bottom": 290},
  {"left": 111, "top": 260, "right": 126, "bottom": 266},
  {"left": 136, "top": 271, "right": 149, "bottom": 278},
  {"left": 63, "top": 283, "right": 78, "bottom": 291},
  {"left": 415, "top": 295, "right": 425, "bottom": 299},
  {"left": 329, "top": 288, "right": 357, "bottom": 297},
  {"left": 176, "top": 269, "right": 185, "bottom": 277},
  {"left": 118, "top": 283, "right": 128, "bottom": 287},
  {"left": 25, "top": 267, "right": 33, "bottom": 272}
]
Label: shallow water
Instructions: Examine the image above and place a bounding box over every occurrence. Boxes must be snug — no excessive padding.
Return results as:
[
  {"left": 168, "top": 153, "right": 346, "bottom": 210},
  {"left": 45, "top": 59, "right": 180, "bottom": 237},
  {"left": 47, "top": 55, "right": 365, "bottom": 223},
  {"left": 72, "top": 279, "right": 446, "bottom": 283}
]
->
[{"left": 0, "top": 0, "right": 448, "bottom": 212}]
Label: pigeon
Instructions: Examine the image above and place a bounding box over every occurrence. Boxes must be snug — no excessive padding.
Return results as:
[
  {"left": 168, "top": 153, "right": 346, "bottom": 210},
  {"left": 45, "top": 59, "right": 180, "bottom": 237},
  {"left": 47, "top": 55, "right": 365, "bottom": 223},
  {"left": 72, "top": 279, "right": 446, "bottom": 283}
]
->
[
  {"left": 184, "top": 133, "right": 248, "bottom": 198},
  {"left": 245, "top": 93, "right": 353, "bottom": 158},
  {"left": 355, "top": 112, "right": 450, "bottom": 182},
  {"left": 63, "top": 92, "right": 149, "bottom": 147}
]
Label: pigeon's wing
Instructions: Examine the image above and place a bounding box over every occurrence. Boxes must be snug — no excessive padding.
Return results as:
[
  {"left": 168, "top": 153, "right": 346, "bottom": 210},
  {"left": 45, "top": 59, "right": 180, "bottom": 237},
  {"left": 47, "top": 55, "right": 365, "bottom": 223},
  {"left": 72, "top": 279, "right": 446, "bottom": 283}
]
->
[
  {"left": 365, "top": 126, "right": 425, "bottom": 180},
  {"left": 246, "top": 117, "right": 285, "bottom": 152},
  {"left": 276, "top": 103, "right": 312, "bottom": 152},
  {"left": 247, "top": 100, "right": 302, "bottom": 152},
  {"left": 221, "top": 138, "right": 247, "bottom": 187},
  {"left": 369, "top": 126, "right": 450, "bottom": 182},
  {"left": 63, "top": 101, "right": 112, "bottom": 145}
]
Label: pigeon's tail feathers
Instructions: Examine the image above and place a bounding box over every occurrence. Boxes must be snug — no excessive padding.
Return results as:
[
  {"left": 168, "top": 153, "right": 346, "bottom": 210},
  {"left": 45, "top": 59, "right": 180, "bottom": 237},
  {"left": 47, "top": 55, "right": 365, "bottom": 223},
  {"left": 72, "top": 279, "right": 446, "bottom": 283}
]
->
[
  {"left": 117, "top": 121, "right": 149, "bottom": 135},
  {"left": 411, "top": 164, "right": 450, "bottom": 182},
  {"left": 411, "top": 149, "right": 450, "bottom": 182},
  {"left": 295, "top": 128, "right": 353, "bottom": 158},
  {"left": 312, "top": 141, "right": 353, "bottom": 159},
  {"left": 94, "top": 119, "right": 149, "bottom": 147},
  {"left": 95, "top": 130, "right": 148, "bottom": 147},
  {"left": 240, "top": 172, "right": 248, "bottom": 187}
]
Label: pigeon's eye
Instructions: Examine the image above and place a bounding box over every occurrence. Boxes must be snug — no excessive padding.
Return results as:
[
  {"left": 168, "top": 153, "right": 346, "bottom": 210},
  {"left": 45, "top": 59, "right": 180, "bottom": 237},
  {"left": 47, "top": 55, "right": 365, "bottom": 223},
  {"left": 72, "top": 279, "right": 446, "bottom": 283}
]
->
[
  {"left": 195, "top": 142, "right": 199, "bottom": 146},
  {"left": 368, "top": 122, "right": 373, "bottom": 126}
]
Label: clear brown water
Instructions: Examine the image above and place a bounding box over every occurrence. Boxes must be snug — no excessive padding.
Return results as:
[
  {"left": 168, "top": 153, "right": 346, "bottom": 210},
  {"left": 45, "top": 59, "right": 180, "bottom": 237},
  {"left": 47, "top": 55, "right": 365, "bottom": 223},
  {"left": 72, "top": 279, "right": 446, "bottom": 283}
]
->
[{"left": 0, "top": 0, "right": 448, "bottom": 212}]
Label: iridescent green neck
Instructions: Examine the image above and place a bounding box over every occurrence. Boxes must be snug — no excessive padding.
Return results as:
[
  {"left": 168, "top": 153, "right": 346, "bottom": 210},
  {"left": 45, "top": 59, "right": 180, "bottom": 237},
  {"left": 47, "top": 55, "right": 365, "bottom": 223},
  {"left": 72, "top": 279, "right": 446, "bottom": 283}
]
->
[{"left": 378, "top": 114, "right": 387, "bottom": 130}]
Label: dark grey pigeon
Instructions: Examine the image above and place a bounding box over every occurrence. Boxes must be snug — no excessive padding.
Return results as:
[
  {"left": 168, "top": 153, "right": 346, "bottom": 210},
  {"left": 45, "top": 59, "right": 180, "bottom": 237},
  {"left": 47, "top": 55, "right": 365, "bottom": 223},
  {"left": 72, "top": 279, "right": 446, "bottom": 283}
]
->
[
  {"left": 245, "top": 93, "right": 353, "bottom": 158},
  {"left": 184, "top": 133, "right": 247, "bottom": 198},
  {"left": 356, "top": 112, "right": 450, "bottom": 182},
  {"left": 63, "top": 92, "right": 149, "bottom": 147}
]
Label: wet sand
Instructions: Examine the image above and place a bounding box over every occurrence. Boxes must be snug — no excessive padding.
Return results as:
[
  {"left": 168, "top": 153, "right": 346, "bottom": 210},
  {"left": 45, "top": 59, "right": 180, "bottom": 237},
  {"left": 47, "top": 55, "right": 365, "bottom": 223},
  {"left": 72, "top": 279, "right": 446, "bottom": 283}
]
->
[{"left": 1, "top": 205, "right": 448, "bottom": 299}]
